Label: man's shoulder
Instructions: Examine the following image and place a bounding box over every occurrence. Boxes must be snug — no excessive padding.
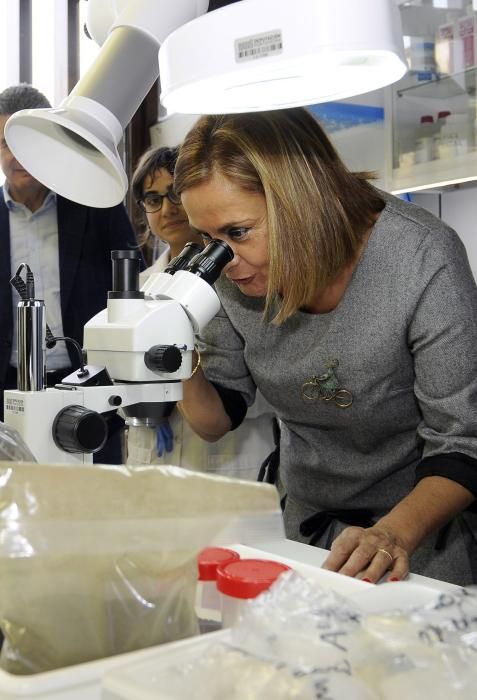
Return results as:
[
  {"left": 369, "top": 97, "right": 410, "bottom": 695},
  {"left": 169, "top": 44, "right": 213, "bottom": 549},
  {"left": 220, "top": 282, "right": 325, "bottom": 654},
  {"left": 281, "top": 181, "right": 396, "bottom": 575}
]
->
[
  {"left": 0, "top": 187, "right": 8, "bottom": 221},
  {"left": 57, "top": 195, "right": 125, "bottom": 214},
  {"left": 57, "top": 197, "right": 131, "bottom": 230}
]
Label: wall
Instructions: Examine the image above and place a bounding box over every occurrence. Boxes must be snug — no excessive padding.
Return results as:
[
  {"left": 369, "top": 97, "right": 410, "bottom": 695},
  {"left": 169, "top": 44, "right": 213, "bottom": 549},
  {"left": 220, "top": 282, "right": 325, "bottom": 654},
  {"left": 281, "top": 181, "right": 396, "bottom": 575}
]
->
[
  {"left": 441, "top": 186, "right": 477, "bottom": 280},
  {"left": 413, "top": 185, "right": 477, "bottom": 280},
  {"left": 149, "top": 114, "right": 199, "bottom": 149}
]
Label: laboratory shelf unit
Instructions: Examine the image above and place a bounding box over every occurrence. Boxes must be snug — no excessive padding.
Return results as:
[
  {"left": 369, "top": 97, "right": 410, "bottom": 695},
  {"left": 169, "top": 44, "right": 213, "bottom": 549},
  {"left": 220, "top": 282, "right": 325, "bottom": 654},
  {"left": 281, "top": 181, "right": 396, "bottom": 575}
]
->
[
  {"left": 390, "top": 0, "right": 477, "bottom": 194},
  {"left": 392, "top": 144, "right": 477, "bottom": 194}
]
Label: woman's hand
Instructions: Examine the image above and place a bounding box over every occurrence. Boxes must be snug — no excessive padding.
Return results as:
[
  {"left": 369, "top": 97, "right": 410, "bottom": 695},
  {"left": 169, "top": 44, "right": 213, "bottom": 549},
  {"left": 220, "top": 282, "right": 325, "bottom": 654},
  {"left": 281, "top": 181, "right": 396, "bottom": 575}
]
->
[
  {"left": 322, "top": 477, "right": 475, "bottom": 583},
  {"left": 321, "top": 524, "right": 410, "bottom": 583}
]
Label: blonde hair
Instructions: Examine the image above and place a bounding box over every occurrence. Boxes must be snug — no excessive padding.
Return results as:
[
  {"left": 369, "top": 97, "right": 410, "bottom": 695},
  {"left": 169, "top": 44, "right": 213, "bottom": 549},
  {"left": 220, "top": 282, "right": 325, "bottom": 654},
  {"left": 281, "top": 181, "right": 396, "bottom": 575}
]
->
[{"left": 175, "top": 108, "right": 384, "bottom": 324}]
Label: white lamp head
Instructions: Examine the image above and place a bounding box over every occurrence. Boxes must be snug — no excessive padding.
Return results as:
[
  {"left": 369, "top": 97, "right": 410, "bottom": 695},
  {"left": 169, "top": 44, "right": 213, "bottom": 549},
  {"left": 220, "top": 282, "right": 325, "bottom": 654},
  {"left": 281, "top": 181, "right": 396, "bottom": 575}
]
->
[
  {"left": 4, "top": 0, "right": 209, "bottom": 208},
  {"left": 160, "top": 0, "right": 407, "bottom": 114},
  {"left": 5, "top": 96, "right": 128, "bottom": 209}
]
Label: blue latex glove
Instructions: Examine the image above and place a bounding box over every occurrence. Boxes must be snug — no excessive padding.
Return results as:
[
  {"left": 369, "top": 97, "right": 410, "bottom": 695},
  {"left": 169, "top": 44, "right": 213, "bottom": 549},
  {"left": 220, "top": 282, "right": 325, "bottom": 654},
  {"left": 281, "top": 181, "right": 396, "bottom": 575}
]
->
[{"left": 156, "top": 420, "right": 174, "bottom": 457}]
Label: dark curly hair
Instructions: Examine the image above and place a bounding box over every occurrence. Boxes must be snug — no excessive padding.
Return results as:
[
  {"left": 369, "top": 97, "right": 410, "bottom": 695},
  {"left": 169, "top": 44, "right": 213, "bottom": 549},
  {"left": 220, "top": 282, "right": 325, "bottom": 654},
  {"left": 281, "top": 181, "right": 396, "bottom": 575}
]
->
[{"left": 0, "top": 84, "right": 51, "bottom": 114}]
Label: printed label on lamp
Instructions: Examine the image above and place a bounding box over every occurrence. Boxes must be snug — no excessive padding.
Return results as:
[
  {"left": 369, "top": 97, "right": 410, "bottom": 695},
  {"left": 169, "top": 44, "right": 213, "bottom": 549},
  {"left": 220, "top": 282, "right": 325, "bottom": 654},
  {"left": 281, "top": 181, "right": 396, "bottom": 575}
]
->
[{"left": 235, "top": 30, "right": 283, "bottom": 62}]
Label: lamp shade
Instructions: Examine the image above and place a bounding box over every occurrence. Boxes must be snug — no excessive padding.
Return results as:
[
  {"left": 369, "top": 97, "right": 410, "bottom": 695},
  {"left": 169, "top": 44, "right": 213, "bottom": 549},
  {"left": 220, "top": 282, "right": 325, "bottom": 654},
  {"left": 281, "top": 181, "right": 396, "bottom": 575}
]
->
[
  {"left": 4, "top": 0, "right": 209, "bottom": 208},
  {"left": 159, "top": 0, "right": 407, "bottom": 114}
]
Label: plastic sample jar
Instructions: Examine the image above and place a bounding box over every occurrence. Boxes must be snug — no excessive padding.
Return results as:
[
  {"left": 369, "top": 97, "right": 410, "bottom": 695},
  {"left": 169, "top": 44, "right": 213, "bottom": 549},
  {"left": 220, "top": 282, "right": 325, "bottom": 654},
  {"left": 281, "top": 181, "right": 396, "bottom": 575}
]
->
[
  {"left": 216, "top": 558, "right": 291, "bottom": 627},
  {"left": 414, "top": 114, "right": 435, "bottom": 164},
  {"left": 196, "top": 547, "right": 240, "bottom": 631}
]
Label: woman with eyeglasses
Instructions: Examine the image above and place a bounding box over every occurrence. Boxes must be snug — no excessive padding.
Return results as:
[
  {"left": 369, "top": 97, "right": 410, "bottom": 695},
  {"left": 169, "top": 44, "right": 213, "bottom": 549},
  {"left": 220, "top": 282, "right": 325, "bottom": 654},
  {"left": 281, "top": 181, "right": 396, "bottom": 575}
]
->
[
  {"left": 126, "top": 144, "right": 276, "bottom": 480},
  {"left": 132, "top": 146, "right": 203, "bottom": 283}
]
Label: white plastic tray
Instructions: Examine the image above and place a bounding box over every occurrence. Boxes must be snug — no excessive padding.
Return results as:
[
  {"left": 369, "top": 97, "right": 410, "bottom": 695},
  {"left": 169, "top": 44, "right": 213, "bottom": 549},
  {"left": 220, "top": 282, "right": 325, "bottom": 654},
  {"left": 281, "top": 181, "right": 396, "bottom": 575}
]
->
[
  {"left": 101, "top": 550, "right": 447, "bottom": 700},
  {"left": 0, "top": 644, "right": 169, "bottom": 700},
  {"left": 0, "top": 543, "right": 444, "bottom": 699},
  {"left": 102, "top": 631, "right": 230, "bottom": 700},
  {"left": 101, "top": 582, "right": 444, "bottom": 700}
]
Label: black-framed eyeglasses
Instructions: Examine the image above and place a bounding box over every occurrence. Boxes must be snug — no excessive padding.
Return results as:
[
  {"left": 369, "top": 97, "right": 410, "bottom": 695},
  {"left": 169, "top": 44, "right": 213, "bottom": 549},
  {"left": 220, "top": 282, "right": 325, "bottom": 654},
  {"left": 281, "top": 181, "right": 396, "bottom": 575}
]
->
[{"left": 137, "top": 189, "right": 182, "bottom": 213}]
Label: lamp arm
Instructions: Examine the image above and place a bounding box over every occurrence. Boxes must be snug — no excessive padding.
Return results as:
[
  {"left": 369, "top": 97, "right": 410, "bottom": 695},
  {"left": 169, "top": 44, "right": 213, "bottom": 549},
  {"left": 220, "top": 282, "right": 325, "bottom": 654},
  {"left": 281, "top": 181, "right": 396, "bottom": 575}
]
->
[{"left": 86, "top": 0, "right": 210, "bottom": 47}]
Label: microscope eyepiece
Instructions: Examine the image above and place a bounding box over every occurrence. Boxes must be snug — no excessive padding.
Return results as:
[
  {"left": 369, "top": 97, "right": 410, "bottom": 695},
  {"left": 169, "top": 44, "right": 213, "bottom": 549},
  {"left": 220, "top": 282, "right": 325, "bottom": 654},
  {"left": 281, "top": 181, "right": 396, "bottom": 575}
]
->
[
  {"left": 186, "top": 240, "right": 233, "bottom": 285},
  {"left": 109, "top": 249, "right": 143, "bottom": 300},
  {"left": 164, "top": 242, "right": 204, "bottom": 275}
]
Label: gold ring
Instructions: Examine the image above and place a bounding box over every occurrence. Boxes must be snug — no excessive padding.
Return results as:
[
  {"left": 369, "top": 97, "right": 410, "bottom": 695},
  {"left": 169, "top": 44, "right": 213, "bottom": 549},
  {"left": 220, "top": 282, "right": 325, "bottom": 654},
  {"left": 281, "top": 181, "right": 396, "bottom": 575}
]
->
[{"left": 377, "top": 548, "right": 393, "bottom": 564}]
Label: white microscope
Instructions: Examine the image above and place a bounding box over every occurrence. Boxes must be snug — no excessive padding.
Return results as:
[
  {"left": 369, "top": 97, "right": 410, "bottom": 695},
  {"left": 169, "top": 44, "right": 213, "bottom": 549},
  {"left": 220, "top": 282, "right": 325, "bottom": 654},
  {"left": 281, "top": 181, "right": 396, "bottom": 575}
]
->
[{"left": 3, "top": 240, "right": 232, "bottom": 464}]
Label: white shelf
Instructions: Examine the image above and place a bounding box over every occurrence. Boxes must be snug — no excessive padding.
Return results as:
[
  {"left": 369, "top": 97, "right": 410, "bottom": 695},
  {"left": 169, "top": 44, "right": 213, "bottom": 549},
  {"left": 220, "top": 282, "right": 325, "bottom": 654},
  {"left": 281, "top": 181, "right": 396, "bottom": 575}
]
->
[{"left": 391, "top": 149, "right": 477, "bottom": 193}]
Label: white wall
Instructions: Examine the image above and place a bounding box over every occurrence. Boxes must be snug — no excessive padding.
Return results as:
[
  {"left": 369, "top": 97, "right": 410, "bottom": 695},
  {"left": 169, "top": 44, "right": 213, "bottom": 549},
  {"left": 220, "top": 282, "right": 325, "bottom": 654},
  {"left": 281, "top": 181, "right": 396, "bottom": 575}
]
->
[
  {"left": 441, "top": 186, "right": 477, "bottom": 280},
  {"left": 149, "top": 114, "right": 200, "bottom": 148},
  {"left": 413, "top": 185, "right": 477, "bottom": 280}
]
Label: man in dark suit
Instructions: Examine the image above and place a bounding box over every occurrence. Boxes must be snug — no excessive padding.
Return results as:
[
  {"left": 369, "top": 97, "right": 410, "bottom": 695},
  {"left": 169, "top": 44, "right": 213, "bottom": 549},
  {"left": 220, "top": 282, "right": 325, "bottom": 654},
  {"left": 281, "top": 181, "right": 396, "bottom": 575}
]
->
[{"left": 0, "top": 84, "right": 142, "bottom": 463}]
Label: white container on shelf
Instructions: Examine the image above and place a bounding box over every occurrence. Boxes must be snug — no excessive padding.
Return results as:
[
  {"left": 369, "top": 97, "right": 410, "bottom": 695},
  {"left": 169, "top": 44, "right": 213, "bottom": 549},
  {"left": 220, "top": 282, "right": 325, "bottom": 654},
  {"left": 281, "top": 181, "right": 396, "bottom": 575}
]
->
[
  {"left": 437, "top": 112, "right": 474, "bottom": 159},
  {"left": 414, "top": 114, "right": 436, "bottom": 164},
  {"left": 432, "top": 109, "right": 451, "bottom": 159}
]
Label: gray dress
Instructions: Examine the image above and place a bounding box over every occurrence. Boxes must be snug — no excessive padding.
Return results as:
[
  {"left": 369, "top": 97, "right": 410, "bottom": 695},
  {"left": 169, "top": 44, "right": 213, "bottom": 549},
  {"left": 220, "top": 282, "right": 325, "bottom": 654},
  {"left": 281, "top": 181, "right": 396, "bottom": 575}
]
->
[{"left": 198, "top": 193, "right": 477, "bottom": 585}]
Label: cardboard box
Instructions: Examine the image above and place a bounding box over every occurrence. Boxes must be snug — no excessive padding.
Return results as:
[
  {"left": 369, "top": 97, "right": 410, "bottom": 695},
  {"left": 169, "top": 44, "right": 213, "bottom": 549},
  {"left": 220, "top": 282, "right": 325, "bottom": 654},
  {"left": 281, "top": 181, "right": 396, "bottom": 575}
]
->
[
  {"left": 457, "top": 14, "right": 477, "bottom": 70},
  {"left": 435, "top": 21, "right": 458, "bottom": 74}
]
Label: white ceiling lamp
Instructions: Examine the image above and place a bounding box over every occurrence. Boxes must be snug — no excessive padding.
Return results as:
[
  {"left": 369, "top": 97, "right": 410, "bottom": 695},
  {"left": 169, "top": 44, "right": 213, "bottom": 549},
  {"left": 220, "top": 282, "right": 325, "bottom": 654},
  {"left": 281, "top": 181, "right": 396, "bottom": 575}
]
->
[
  {"left": 159, "top": 0, "right": 407, "bottom": 115},
  {"left": 4, "top": 0, "right": 406, "bottom": 208}
]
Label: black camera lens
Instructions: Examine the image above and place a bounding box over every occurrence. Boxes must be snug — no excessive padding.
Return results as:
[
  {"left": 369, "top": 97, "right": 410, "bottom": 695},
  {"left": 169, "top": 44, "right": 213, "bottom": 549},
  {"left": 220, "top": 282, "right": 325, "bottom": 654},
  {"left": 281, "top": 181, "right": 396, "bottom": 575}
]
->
[
  {"left": 164, "top": 242, "right": 204, "bottom": 275},
  {"left": 187, "top": 240, "right": 233, "bottom": 285}
]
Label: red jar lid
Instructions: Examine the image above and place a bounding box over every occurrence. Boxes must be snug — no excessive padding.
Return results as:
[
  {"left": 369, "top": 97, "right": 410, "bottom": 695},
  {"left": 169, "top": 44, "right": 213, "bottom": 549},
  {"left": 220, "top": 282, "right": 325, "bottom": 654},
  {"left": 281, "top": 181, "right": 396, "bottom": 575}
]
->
[
  {"left": 420, "top": 114, "right": 434, "bottom": 124},
  {"left": 197, "top": 547, "right": 240, "bottom": 581},
  {"left": 438, "top": 110, "right": 451, "bottom": 119},
  {"left": 216, "top": 558, "right": 291, "bottom": 599}
]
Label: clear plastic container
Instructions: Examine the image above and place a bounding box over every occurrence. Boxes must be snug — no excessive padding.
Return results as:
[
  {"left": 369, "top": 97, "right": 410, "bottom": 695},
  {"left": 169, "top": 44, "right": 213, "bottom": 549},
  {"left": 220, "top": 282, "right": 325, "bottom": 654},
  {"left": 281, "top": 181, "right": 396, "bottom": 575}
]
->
[
  {"left": 437, "top": 112, "right": 473, "bottom": 159},
  {"left": 216, "top": 558, "right": 291, "bottom": 627},
  {"left": 196, "top": 547, "right": 240, "bottom": 632}
]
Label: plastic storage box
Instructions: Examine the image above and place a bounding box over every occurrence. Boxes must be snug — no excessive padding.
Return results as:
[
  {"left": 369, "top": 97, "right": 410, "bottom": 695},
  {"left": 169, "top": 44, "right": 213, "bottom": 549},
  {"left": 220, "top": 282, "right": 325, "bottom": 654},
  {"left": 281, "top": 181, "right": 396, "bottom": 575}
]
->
[
  {"left": 0, "top": 644, "right": 174, "bottom": 700},
  {"left": 101, "top": 545, "right": 374, "bottom": 699},
  {"left": 0, "top": 543, "right": 371, "bottom": 699},
  {"left": 102, "top": 580, "right": 442, "bottom": 700}
]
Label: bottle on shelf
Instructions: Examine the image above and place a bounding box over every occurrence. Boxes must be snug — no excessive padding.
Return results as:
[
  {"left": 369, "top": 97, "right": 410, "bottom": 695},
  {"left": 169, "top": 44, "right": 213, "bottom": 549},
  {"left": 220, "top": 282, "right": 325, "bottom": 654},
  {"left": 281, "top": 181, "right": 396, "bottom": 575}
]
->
[
  {"left": 436, "top": 111, "right": 474, "bottom": 159},
  {"left": 414, "top": 115, "right": 436, "bottom": 164}
]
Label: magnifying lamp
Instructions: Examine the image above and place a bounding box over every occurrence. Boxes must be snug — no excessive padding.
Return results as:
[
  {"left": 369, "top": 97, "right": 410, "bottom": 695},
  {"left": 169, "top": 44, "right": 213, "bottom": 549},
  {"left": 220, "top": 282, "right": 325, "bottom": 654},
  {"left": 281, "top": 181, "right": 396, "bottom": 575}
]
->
[
  {"left": 4, "top": 0, "right": 406, "bottom": 208},
  {"left": 160, "top": 0, "right": 407, "bottom": 114}
]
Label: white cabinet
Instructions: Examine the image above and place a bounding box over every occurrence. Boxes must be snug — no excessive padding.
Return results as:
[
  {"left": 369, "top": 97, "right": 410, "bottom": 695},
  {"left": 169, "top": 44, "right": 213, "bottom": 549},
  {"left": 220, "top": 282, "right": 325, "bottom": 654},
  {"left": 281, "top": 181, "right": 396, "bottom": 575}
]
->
[{"left": 390, "top": 0, "right": 477, "bottom": 194}]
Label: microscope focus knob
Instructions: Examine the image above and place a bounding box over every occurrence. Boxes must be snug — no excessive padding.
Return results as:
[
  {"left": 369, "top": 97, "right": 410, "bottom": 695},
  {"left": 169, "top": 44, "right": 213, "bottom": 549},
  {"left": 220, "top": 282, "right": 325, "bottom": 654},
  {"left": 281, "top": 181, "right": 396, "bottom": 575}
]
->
[
  {"left": 144, "top": 345, "right": 182, "bottom": 373},
  {"left": 52, "top": 405, "right": 108, "bottom": 454}
]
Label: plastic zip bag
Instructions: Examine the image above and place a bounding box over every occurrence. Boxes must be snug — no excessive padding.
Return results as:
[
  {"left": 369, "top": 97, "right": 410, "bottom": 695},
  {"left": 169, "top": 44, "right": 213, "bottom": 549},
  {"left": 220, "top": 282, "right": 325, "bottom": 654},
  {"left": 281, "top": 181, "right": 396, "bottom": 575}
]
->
[
  {"left": 0, "top": 461, "right": 282, "bottom": 674},
  {"left": 0, "top": 422, "right": 37, "bottom": 462}
]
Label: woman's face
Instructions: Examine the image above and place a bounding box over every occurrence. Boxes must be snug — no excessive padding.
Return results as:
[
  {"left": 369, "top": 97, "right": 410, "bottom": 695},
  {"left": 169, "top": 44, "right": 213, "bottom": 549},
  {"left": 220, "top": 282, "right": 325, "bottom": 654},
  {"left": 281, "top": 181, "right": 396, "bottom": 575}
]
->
[
  {"left": 142, "top": 168, "right": 201, "bottom": 253},
  {"left": 181, "top": 172, "right": 269, "bottom": 297}
]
